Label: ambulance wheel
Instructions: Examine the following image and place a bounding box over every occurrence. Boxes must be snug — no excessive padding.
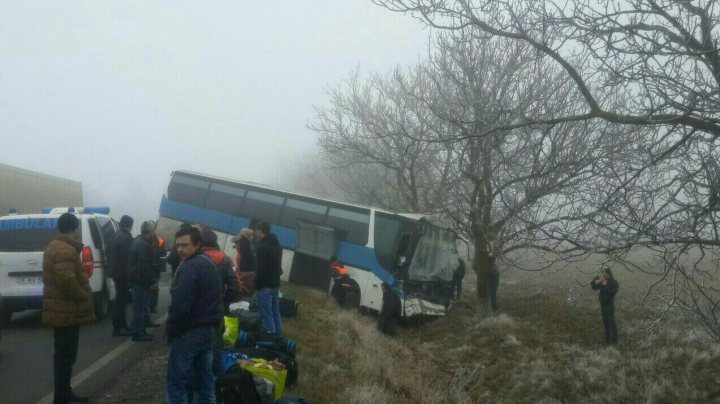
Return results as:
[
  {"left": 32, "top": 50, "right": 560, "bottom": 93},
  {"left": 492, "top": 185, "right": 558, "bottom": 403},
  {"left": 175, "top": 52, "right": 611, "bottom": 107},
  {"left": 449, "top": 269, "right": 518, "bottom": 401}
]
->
[{"left": 94, "top": 287, "right": 109, "bottom": 321}]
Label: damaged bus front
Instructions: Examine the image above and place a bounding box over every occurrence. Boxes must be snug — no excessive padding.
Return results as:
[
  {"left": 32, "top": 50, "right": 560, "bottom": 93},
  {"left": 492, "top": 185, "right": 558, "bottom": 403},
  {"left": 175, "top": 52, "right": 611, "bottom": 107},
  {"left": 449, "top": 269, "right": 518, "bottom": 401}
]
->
[{"left": 390, "top": 218, "right": 459, "bottom": 317}]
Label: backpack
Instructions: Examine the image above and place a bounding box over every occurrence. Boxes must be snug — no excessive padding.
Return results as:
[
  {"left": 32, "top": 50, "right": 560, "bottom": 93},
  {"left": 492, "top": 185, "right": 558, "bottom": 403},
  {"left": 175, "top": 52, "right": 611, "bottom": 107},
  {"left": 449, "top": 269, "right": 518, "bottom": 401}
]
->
[
  {"left": 237, "top": 310, "right": 262, "bottom": 333},
  {"left": 236, "top": 347, "right": 299, "bottom": 388},
  {"left": 252, "top": 376, "right": 275, "bottom": 404},
  {"left": 215, "top": 366, "right": 261, "bottom": 404},
  {"left": 279, "top": 298, "right": 298, "bottom": 318}
]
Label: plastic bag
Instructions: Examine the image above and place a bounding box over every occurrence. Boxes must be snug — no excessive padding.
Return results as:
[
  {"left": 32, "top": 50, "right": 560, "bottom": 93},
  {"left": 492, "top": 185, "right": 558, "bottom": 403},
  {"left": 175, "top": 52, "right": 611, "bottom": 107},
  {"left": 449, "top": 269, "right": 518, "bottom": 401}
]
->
[
  {"left": 223, "top": 316, "right": 239, "bottom": 347},
  {"left": 221, "top": 349, "right": 249, "bottom": 373},
  {"left": 229, "top": 301, "right": 251, "bottom": 313},
  {"left": 240, "top": 358, "right": 287, "bottom": 401}
]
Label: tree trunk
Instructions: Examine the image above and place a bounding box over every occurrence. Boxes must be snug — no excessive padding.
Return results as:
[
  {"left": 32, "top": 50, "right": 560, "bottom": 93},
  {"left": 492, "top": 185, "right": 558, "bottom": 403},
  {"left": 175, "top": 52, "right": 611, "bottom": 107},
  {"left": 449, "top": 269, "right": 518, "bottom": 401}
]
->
[{"left": 474, "top": 242, "right": 493, "bottom": 320}]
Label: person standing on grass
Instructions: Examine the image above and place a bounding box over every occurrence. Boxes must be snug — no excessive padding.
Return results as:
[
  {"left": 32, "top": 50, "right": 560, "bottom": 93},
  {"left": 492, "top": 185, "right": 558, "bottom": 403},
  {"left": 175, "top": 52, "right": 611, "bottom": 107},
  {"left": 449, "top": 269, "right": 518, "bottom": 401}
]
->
[
  {"left": 255, "top": 221, "right": 283, "bottom": 338},
  {"left": 591, "top": 269, "right": 620, "bottom": 344},
  {"left": 166, "top": 226, "right": 223, "bottom": 404},
  {"left": 454, "top": 258, "right": 466, "bottom": 300},
  {"left": 128, "top": 221, "right": 160, "bottom": 342},
  {"left": 106, "top": 215, "right": 134, "bottom": 337},
  {"left": 378, "top": 282, "right": 401, "bottom": 336},
  {"left": 489, "top": 255, "right": 500, "bottom": 312},
  {"left": 42, "top": 212, "right": 95, "bottom": 404}
]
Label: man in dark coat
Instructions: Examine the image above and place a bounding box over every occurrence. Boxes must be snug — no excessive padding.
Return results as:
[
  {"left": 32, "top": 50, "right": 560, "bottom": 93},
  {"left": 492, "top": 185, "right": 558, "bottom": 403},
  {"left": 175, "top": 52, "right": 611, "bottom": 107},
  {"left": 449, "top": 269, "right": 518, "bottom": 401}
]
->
[
  {"left": 591, "top": 269, "right": 620, "bottom": 344},
  {"left": 378, "top": 282, "right": 401, "bottom": 336},
  {"left": 454, "top": 258, "right": 466, "bottom": 300},
  {"left": 106, "top": 215, "right": 134, "bottom": 337},
  {"left": 166, "top": 226, "right": 223, "bottom": 404},
  {"left": 42, "top": 212, "right": 95, "bottom": 404},
  {"left": 200, "top": 229, "right": 241, "bottom": 377},
  {"left": 255, "top": 221, "right": 283, "bottom": 338},
  {"left": 128, "top": 221, "right": 159, "bottom": 342}
]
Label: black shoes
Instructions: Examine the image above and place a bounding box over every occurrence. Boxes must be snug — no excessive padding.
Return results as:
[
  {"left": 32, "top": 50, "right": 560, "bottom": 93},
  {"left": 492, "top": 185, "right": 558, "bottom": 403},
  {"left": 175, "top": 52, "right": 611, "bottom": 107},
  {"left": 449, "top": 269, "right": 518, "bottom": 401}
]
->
[
  {"left": 53, "top": 393, "right": 89, "bottom": 404},
  {"left": 112, "top": 329, "right": 132, "bottom": 337},
  {"left": 132, "top": 334, "right": 154, "bottom": 342},
  {"left": 70, "top": 393, "right": 90, "bottom": 403}
]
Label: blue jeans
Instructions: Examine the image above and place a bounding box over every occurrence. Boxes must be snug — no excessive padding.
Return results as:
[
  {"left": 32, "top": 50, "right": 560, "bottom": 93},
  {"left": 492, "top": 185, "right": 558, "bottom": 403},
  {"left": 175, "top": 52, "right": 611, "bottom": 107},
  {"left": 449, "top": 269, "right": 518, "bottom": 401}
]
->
[
  {"left": 257, "top": 288, "right": 283, "bottom": 337},
  {"left": 167, "top": 326, "right": 216, "bottom": 404},
  {"left": 131, "top": 285, "right": 151, "bottom": 337},
  {"left": 212, "top": 331, "right": 224, "bottom": 377}
]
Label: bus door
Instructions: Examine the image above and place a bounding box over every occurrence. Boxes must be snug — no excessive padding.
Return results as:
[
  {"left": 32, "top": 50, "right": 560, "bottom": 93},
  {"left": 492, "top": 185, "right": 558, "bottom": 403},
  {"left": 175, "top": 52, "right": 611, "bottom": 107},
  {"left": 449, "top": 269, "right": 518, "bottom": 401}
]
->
[
  {"left": 290, "top": 222, "right": 335, "bottom": 291},
  {"left": 363, "top": 230, "right": 417, "bottom": 310}
]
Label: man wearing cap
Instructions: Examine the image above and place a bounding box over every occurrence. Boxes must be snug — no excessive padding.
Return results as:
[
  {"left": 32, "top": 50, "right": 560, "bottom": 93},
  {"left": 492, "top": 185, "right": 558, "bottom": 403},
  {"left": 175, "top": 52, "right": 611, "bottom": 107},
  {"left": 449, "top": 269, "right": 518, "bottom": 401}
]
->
[
  {"left": 106, "top": 215, "right": 134, "bottom": 337},
  {"left": 128, "top": 221, "right": 160, "bottom": 342},
  {"left": 200, "top": 229, "right": 241, "bottom": 377},
  {"left": 42, "top": 212, "right": 95, "bottom": 404}
]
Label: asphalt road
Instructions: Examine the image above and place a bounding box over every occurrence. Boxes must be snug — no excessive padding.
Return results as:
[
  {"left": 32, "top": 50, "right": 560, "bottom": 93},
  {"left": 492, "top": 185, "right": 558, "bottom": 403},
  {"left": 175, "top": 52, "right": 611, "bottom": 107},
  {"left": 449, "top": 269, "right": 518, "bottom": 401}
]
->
[{"left": 0, "top": 271, "right": 172, "bottom": 404}]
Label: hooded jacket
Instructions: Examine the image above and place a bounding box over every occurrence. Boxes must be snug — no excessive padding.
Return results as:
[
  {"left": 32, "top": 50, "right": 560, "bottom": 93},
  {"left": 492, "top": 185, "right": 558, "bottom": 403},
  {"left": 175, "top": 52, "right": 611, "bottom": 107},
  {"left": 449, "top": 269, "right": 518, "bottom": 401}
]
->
[
  {"left": 167, "top": 249, "right": 223, "bottom": 337},
  {"left": 41, "top": 234, "right": 96, "bottom": 327},
  {"left": 255, "top": 233, "right": 282, "bottom": 290},
  {"left": 202, "top": 247, "right": 241, "bottom": 314}
]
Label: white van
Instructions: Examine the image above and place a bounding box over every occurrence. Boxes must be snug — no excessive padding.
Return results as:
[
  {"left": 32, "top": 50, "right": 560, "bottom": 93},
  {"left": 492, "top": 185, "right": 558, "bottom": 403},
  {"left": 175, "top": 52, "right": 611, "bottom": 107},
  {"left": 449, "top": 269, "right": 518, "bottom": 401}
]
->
[{"left": 0, "top": 207, "right": 118, "bottom": 323}]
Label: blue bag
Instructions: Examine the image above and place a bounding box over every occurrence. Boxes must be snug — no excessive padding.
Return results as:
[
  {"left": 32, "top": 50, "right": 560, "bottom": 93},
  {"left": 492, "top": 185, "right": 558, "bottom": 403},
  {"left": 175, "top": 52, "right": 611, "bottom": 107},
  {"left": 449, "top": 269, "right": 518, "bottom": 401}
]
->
[{"left": 221, "top": 349, "right": 249, "bottom": 373}]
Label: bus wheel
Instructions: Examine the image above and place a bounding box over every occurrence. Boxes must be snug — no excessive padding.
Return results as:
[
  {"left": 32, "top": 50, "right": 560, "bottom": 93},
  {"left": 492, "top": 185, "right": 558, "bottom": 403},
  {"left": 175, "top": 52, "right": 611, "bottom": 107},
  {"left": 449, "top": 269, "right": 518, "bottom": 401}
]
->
[{"left": 344, "top": 289, "right": 361, "bottom": 309}]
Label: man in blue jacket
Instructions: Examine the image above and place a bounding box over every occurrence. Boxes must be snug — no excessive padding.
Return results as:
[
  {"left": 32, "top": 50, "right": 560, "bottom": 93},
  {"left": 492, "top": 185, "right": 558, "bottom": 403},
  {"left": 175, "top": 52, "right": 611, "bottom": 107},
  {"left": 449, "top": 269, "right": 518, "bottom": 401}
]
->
[
  {"left": 166, "top": 226, "right": 222, "bottom": 404},
  {"left": 255, "top": 221, "right": 283, "bottom": 338}
]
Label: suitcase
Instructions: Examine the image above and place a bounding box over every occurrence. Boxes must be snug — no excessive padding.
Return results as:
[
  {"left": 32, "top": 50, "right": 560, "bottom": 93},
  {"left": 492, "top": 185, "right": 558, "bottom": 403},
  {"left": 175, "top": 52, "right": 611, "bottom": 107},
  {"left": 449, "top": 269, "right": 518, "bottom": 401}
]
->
[
  {"left": 279, "top": 297, "right": 298, "bottom": 318},
  {"left": 237, "top": 310, "right": 262, "bottom": 333}
]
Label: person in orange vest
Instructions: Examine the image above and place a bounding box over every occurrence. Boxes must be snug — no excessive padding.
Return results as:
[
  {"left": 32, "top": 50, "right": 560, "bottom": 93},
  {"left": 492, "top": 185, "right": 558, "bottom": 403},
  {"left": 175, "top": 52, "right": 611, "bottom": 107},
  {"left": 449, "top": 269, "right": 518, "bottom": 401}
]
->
[{"left": 330, "top": 257, "right": 352, "bottom": 307}]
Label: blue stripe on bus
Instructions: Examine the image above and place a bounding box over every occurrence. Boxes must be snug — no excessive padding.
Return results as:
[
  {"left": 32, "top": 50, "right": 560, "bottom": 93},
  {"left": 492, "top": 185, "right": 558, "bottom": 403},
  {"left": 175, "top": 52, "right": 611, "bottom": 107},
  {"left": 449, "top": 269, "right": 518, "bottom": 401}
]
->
[{"left": 159, "top": 196, "right": 401, "bottom": 291}]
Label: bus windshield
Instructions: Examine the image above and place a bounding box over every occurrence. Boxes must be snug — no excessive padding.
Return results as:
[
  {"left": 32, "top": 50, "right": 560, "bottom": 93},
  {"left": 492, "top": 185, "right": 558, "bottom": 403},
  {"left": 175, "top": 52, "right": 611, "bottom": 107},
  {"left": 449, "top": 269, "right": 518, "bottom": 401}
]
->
[{"left": 406, "top": 222, "right": 458, "bottom": 282}]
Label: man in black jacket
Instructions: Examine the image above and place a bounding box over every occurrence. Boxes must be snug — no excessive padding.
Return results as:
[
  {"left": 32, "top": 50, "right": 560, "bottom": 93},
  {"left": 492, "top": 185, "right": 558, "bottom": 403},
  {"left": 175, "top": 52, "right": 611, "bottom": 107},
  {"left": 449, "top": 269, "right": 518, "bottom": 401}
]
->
[
  {"left": 591, "top": 269, "right": 620, "bottom": 344},
  {"left": 200, "top": 229, "right": 241, "bottom": 377},
  {"left": 106, "top": 215, "right": 134, "bottom": 337},
  {"left": 255, "top": 221, "right": 283, "bottom": 338},
  {"left": 378, "top": 282, "right": 401, "bottom": 336},
  {"left": 166, "top": 226, "right": 222, "bottom": 404},
  {"left": 128, "top": 221, "right": 159, "bottom": 342}
]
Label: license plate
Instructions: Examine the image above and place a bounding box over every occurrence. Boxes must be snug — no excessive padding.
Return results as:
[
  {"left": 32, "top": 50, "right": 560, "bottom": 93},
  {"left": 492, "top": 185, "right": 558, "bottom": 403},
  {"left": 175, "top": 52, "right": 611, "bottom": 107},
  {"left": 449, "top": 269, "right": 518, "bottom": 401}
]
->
[{"left": 17, "top": 277, "right": 43, "bottom": 284}]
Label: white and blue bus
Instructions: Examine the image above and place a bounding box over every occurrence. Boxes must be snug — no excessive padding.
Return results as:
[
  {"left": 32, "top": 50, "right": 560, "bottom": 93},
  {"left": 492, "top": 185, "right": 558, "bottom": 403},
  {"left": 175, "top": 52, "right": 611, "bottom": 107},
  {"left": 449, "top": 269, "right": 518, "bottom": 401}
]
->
[{"left": 155, "top": 171, "right": 458, "bottom": 318}]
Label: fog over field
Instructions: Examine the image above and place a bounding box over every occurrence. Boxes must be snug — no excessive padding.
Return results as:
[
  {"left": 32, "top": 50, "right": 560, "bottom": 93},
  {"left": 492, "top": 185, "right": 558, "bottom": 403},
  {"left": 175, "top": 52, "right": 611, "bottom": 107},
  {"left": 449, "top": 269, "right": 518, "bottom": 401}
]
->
[{"left": 0, "top": 1, "right": 430, "bottom": 227}]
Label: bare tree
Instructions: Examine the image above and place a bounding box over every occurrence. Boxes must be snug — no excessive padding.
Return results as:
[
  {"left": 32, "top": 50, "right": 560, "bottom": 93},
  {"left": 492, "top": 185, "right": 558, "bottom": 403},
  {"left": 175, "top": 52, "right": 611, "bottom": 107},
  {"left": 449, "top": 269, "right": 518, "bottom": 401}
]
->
[
  {"left": 375, "top": 0, "right": 720, "bottom": 338},
  {"left": 311, "top": 33, "right": 636, "bottom": 318}
]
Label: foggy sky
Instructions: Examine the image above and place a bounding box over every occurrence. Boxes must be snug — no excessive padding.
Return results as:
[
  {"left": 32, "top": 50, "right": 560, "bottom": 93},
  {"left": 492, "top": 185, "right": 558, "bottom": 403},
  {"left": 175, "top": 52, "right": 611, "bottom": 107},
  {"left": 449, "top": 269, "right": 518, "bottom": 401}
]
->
[{"left": 0, "top": 1, "right": 430, "bottom": 229}]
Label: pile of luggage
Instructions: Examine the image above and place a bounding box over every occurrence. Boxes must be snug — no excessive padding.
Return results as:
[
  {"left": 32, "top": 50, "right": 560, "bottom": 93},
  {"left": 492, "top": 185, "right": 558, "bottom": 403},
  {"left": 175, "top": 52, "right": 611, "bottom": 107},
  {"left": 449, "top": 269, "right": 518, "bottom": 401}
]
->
[{"left": 216, "top": 294, "right": 311, "bottom": 404}]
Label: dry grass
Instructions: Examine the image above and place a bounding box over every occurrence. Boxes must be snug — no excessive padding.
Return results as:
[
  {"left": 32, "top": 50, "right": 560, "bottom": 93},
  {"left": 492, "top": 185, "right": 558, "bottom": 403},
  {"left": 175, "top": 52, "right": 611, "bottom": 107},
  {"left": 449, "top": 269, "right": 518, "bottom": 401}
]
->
[
  {"left": 98, "top": 261, "right": 720, "bottom": 403},
  {"left": 282, "top": 265, "right": 720, "bottom": 404}
]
